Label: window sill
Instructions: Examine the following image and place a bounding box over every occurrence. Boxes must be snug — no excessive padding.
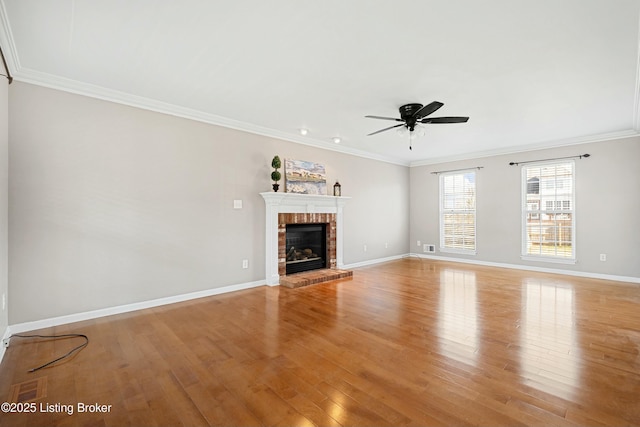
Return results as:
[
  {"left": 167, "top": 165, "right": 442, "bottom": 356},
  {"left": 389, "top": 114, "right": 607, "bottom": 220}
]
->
[{"left": 521, "top": 255, "right": 576, "bottom": 265}]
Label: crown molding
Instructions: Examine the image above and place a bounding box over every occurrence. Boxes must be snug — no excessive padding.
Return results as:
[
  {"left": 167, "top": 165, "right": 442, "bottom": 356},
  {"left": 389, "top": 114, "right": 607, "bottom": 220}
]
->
[
  {"left": 0, "top": 0, "right": 19, "bottom": 74},
  {"left": 408, "top": 129, "right": 640, "bottom": 167},
  {"left": 634, "top": 9, "right": 640, "bottom": 131},
  {"left": 11, "top": 66, "right": 410, "bottom": 167}
]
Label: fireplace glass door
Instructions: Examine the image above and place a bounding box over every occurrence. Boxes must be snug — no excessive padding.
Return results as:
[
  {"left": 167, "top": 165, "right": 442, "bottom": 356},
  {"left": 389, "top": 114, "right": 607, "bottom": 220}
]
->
[{"left": 285, "top": 223, "right": 327, "bottom": 274}]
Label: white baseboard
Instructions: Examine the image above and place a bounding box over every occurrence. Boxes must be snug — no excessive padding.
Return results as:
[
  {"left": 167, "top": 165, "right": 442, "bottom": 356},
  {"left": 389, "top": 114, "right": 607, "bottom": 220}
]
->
[
  {"left": 343, "top": 254, "right": 409, "bottom": 270},
  {"left": 408, "top": 253, "right": 640, "bottom": 284},
  {"left": 8, "top": 279, "right": 265, "bottom": 335},
  {"left": 0, "top": 325, "right": 10, "bottom": 364}
]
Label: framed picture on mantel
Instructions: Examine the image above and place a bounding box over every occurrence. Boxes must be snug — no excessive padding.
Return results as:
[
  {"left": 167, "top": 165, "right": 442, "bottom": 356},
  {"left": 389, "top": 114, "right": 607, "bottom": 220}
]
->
[{"left": 284, "top": 159, "right": 327, "bottom": 195}]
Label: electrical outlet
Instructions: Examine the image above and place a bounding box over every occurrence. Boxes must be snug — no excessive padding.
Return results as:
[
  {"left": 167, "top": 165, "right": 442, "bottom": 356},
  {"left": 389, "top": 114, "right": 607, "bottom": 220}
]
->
[
  {"left": 599, "top": 254, "right": 607, "bottom": 262},
  {"left": 385, "top": 242, "right": 388, "bottom": 249},
  {"left": 417, "top": 240, "right": 421, "bottom": 247},
  {"left": 363, "top": 244, "right": 367, "bottom": 252},
  {"left": 242, "top": 259, "right": 249, "bottom": 269}
]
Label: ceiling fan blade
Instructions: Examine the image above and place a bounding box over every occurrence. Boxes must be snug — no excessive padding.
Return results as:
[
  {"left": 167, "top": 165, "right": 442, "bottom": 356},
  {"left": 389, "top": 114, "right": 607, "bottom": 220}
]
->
[
  {"left": 413, "top": 101, "right": 444, "bottom": 119},
  {"left": 367, "top": 123, "right": 405, "bottom": 136},
  {"left": 365, "top": 115, "right": 404, "bottom": 122},
  {"left": 420, "top": 116, "right": 469, "bottom": 124}
]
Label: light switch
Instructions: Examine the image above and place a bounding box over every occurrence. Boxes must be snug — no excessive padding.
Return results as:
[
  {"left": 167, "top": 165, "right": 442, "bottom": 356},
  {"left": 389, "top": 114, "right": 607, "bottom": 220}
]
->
[{"left": 233, "top": 200, "right": 242, "bottom": 209}]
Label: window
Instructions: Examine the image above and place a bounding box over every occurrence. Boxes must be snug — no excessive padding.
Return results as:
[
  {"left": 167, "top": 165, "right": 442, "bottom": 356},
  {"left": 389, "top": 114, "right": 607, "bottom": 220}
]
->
[
  {"left": 522, "top": 161, "right": 575, "bottom": 262},
  {"left": 440, "top": 171, "right": 476, "bottom": 254}
]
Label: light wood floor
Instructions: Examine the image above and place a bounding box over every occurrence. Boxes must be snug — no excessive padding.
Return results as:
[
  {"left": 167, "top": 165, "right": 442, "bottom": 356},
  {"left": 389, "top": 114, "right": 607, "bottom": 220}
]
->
[{"left": 1, "top": 258, "right": 639, "bottom": 426}]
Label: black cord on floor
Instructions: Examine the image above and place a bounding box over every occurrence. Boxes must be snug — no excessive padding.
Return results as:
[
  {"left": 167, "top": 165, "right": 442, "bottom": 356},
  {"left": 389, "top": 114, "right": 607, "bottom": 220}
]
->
[{"left": 9, "top": 333, "right": 89, "bottom": 372}]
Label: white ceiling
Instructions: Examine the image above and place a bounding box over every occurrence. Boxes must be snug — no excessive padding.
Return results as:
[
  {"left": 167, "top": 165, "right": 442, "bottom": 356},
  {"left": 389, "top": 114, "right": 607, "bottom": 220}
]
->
[{"left": 1, "top": 0, "right": 639, "bottom": 165}]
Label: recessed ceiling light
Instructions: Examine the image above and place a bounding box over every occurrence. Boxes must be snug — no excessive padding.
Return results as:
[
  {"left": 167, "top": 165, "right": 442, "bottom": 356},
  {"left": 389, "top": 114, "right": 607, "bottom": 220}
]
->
[
  {"left": 333, "top": 137, "right": 341, "bottom": 144},
  {"left": 299, "top": 128, "right": 308, "bottom": 136}
]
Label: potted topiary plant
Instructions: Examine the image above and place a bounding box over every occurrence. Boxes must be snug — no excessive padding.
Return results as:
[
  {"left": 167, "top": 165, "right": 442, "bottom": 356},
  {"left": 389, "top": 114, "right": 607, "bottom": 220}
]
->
[{"left": 271, "top": 155, "right": 282, "bottom": 192}]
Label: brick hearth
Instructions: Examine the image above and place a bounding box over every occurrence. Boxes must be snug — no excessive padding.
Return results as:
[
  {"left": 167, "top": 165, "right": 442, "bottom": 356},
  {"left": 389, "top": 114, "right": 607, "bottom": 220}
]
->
[{"left": 280, "top": 268, "right": 353, "bottom": 289}]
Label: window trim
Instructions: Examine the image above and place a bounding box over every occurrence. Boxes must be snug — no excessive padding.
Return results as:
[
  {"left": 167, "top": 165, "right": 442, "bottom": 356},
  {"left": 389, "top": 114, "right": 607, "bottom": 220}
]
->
[
  {"left": 521, "top": 160, "right": 576, "bottom": 264},
  {"left": 439, "top": 169, "right": 477, "bottom": 256}
]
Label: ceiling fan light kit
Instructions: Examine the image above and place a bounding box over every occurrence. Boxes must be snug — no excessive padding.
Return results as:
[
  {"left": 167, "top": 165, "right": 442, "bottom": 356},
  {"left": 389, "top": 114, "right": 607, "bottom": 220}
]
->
[{"left": 366, "top": 101, "right": 469, "bottom": 150}]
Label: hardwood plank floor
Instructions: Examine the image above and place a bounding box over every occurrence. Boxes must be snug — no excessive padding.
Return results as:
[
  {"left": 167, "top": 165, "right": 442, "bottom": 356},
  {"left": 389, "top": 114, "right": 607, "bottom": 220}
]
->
[{"left": 0, "top": 258, "right": 639, "bottom": 426}]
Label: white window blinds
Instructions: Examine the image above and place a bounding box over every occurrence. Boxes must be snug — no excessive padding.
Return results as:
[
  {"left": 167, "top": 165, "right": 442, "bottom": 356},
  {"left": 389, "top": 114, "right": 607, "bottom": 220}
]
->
[
  {"left": 440, "top": 171, "right": 476, "bottom": 254},
  {"left": 522, "top": 161, "right": 575, "bottom": 261}
]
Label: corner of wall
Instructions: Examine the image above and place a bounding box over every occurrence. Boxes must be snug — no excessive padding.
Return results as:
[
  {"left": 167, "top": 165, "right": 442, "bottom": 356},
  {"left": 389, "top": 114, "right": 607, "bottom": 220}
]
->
[{"left": 0, "top": 69, "right": 9, "bottom": 351}]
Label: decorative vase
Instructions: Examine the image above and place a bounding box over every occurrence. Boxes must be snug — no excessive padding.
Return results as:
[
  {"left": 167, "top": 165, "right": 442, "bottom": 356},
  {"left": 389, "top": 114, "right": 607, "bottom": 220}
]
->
[{"left": 272, "top": 183, "right": 280, "bottom": 192}]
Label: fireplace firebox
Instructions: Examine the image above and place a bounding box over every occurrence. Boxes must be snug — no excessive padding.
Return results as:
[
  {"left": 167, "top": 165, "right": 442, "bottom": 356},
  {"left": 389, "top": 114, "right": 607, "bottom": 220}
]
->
[{"left": 285, "top": 223, "right": 327, "bottom": 274}]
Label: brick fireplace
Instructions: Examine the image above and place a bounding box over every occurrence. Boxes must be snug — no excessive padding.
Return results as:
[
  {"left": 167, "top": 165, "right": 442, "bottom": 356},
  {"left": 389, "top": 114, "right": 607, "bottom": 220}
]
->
[{"left": 261, "top": 192, "right": 350, "bottom": 286}]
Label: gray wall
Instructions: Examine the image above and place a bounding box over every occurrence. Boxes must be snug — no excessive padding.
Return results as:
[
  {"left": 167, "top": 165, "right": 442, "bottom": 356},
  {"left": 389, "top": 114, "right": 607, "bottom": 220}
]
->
[
  {"left": 410, "top": 136, "right": 640, "bottom": 278},
  {"left": 0, "top": 79, "right": 7, "bottom": 334},
  {"left": 8, "top": 82, "right": 409, "bottom": 324}
]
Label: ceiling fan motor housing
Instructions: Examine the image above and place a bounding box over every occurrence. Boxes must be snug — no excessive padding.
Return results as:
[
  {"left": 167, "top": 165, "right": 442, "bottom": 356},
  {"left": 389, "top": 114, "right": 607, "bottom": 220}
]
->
[
  {"left": 399, "top": 103, "right": 423, "bottom": 119},
  {"left": 399, "top": 103, "right": 422, "bottom": 131}
]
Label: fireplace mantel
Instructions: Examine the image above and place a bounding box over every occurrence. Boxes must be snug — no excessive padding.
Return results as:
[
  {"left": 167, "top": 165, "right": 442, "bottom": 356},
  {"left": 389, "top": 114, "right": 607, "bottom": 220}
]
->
[{"left": 261, "top": 192, "right": 350, "bottom": 285}]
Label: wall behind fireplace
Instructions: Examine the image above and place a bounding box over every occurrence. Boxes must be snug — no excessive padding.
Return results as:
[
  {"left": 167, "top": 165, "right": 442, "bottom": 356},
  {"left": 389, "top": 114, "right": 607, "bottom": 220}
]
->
[{"left": 8, "top": 82, "right": 409, "bottom": 324}]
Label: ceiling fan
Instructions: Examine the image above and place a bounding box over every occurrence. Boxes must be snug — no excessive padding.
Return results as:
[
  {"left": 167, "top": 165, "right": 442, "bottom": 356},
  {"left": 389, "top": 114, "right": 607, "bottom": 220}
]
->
[{"left": 365, "top": 102, "right": 469, "bottom": 149}]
